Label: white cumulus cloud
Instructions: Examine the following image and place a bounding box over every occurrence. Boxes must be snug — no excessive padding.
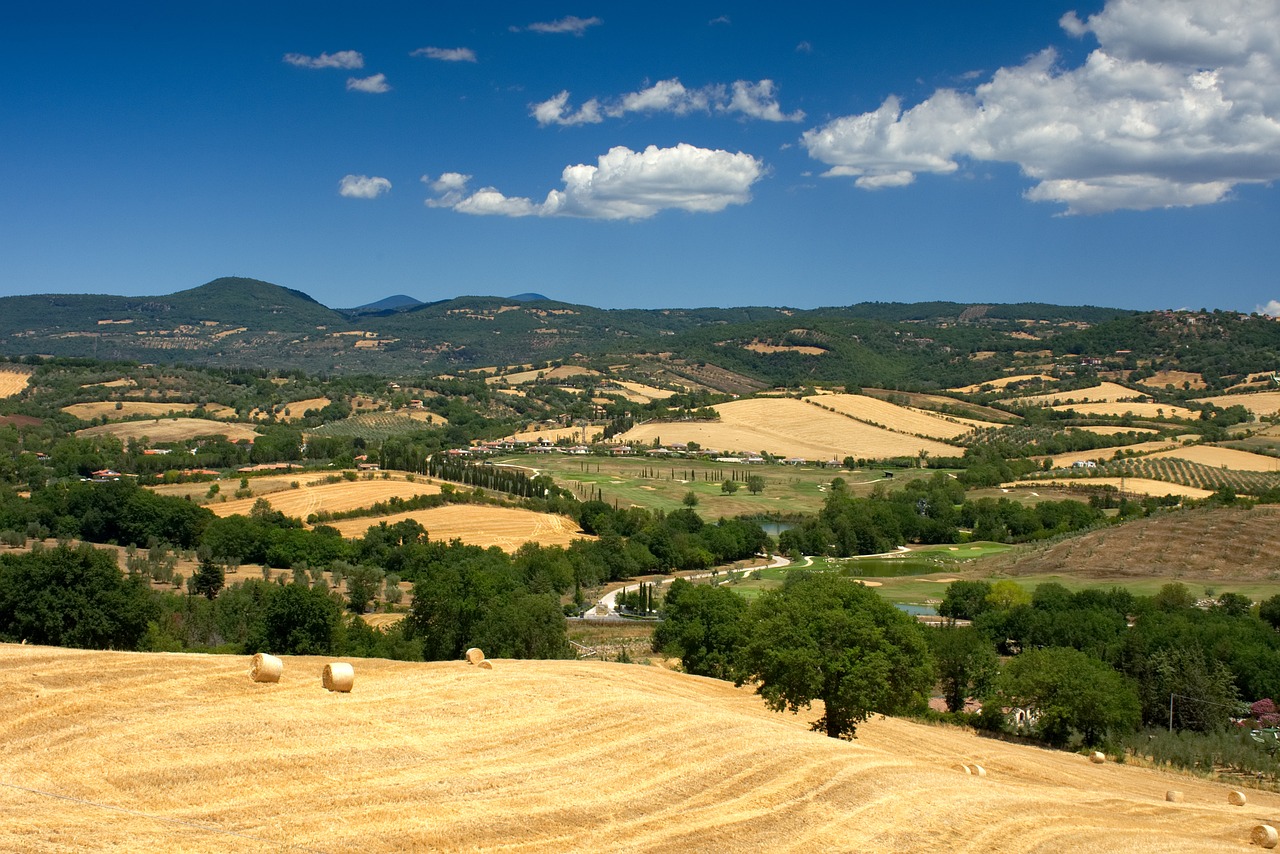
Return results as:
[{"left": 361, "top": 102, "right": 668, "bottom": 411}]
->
[
  {"left": 411, "top": 46, "right": 477, "bottom": 63},
  {"left": 347, "top": 73, "right": 391, "bottom": 94},
  {"left": 531, "top": 78, "right": 803, "bottom": 126},
  {"left": 1258, "top": 300, "right": 1280, "bottom": 317},
  {"left": 525, "top": 15, "right": 602, "bottom": 35},
  {"left": 283, "top": 50, "right": 364, "bottom": 70},
  {"left": 339, "top": 175, "right": 392, "bottom": 199},
  {"left": 424, "top": 143, "right": 764, "bottom": 220},
  {"left": 802, "top": 0, "right": 1280, "bottom": 213}
]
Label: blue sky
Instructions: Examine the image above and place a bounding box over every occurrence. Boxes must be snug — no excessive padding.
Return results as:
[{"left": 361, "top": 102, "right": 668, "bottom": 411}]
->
[{"left": 3, "top": 1, "right": 1278, "bottom": 313}]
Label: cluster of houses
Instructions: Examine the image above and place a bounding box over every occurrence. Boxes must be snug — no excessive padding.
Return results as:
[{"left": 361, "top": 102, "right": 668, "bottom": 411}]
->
[{"left": 443, "top": 437, "right": 833, "bottom": 467}]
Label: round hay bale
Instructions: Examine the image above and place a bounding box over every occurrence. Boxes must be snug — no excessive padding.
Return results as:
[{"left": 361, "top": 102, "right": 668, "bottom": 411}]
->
[
  {"left": 1165, "top": 790, "right": 1184, "bottom": 803},
  {"left": 465, "top": 647, "right": 485, "bottom": 665},
  {"left": 477, "top": 659, "right": 494, "bottom": 670},
  {"left": 1089, "top": 751, "right": 1106, "bottom": 764},
  {"left": 1252, "top": 824, "right": 1278, "bottom": 849},
  {"left": 958, "top": 764, "right": 971, "bottom": 775},
  {"left": 322, "top": 662, "right": 355, "bottom": 693},
  {"left": 249, "top": 652, "right": 283, "bottom": 683},
  {"left": 971, "top": 764, "right": 987, "bottom": 778},
  {"left": 1229, "top": 789, "right": 1248, "bottom": 806}
]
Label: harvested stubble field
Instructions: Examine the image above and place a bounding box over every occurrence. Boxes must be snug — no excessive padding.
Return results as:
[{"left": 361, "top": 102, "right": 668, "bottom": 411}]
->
[
  {"left": 988, "top": 505, "right": 1280, "bottom": 583},
  {"left": 76, "top": 417, "right": 261, "bottom": 444},
  {"left": 327, "top": 504, "right": 584, "bottom": 551},
  {"left": 1015, "top": 477, "right": 1215, "bottom": 499},
  {"left": 807, "top": 393, "right": 1000, "bottom": 440},
  {"left": 209, "top": 479, "right": 442, "bottom": 520},
  {"left": 1003, "top": 381, "right": 1144, "bottom": 407},
  {"left": 1037, "top": 438, "right": 1190, "bottom": 468},
  {"left": 62, "top": 401, "right": 237, "bottom": 421},
  {"left": 1195, "top": 391, "right": 1280, "bottom": 418},
  {"left": 950, "top": 373, "right": 1056, "bottom": 393},
  {"left": 0, "top": 367, "right": 34, "bottom": 398},
  {"left": 1051, "top": 401, "right": 1201, "bottom": 420},
  {"left": 507, "top": 425, "right": 604, "bottom": 444},
  {"left": 249, "top": 397, "right": 330, "bottom": 421},
  {"left": 486, "top": 365, "right": 599, "bottom": 385},
  {"left": 1139, "top": 370, "right": 1206, "bottom": 389},
  {"left": 1143, "top": 445, "right": 1280, "bottom": 472},
  {"left": 620, "top": 398, "right": 957, "bottom": 461},
  {"left": 2, "top": 644, "right": 1274, "bottom": 853}
]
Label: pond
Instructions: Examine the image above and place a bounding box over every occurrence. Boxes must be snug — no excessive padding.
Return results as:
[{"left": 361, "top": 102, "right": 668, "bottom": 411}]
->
[{"left": 896, "top": 603, "right": 939, "bottom": 617}]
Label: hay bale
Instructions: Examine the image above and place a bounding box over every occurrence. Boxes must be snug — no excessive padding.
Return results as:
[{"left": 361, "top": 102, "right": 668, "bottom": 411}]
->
[
  {"left": 1252, "top": 824, "right": 1278, "bottom": 849},
  {"left": 958, "top": 764, "right": 971, "bottom": 775},
  {"left": 465, "top": 647, "right": 485, "bottom": 665},
  {"left": 249, "top": 652, "right": 283, "bottom": 683},
  {"left": 1165, "top": 790, "right": 1184, "bottom": 803},
  {"left": 1089, "top": 751, "right": 1106, "bottom": 764},
  {"left": 477, "top": 659, "right": 494, "bottom": 670},
  {"left": 971, "top": 764, "right": 987, "bottom": 777},
  {"left": 322, "top": 662, "right": 355, "bottom": 693},
  {"left": 1229, "top": 789, "right": 1248, "bottom": 806}
]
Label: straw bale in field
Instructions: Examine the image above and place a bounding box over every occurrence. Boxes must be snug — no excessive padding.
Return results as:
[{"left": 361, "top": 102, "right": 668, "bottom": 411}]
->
[
  {"left": 1089, "top": 751, "right": 1105, "bottom": 764},
  {"left": 477, "top": 659, "right": 494, "bottom": 670},
  {"left": 1253, "top": 824, "right": 1278, "bottom": 848},
  {"left": 1165, "top": 790, "right": 1184, "bottom": 803},
  {"left": 1229, "top": 789, "right": 1248, "bottom": 806},
  {"left": 322, "top": 662, "right": 355, "bottom": 692},
  {"left": 958, "top": 764, "right": 971, "bottom": 775},
  {"left": 971, "top": 764, "right": 987, "bottom": 777},
  {"left": 466, "top": 648, "right": 485, "bottom": 665},
  {"left": 249, "top": 653, "right": 283, "bottom": 683}
]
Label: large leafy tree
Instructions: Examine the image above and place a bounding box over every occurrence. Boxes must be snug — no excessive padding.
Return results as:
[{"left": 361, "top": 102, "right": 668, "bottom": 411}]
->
[
  {"left": 929, "top": 625, "right": 999, "bottom": 713},
  {"left": 737, "top": 572, "right": 934, "bottom": 739},
  {"left": 998, "top": 647, "right": 1140, "bottom": 748},
  {"left": 653, "top": 577, "right": 746, "bottom": 680}
]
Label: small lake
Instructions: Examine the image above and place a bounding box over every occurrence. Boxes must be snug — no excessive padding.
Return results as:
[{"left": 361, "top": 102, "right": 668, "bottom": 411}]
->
[
  {"left": 896, "top": 603, "right": 938, "bottom": 617},
  {"left": 758, "top": 521, "right": 796, "bottom": 537}
]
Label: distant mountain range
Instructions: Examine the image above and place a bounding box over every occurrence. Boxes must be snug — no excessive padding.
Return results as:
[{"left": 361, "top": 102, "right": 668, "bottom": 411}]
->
[{"left": 1, "top": 276, "right": 1276, "bottom": 393}]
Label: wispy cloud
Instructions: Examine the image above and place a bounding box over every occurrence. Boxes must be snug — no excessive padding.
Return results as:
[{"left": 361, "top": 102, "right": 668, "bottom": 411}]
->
[
  {"left": 709, "top": 15, "right": 731, "bottom": 26},
  {"left": 283, "top": 50, "right": 364, "bottom": 70},
  {"left": 532, "top": 77, "right": 804, "bottom": 126},
  {"left": 795, "top": 41, "right": 813, "bottom": 54},
  {"left": 339, "top": 175, "right": 392, "bottom": 199},
  {"left": 522, "top": 15, "right": 602, "bottom": 35},
  {"left": 347, "top": 73, "right": 390, "bottom": 94},
  {"left": 801, "top": 0, "right": 1280, "bottom": 214},
  {"left": 424, "top": 143, "right": 764, "bottom": 220},
  {"left": 411, "top": 46, "right": 477, "bottom": 63}
]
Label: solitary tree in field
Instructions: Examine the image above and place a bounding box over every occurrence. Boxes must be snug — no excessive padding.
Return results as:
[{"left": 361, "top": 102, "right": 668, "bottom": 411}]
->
[
  {"left": 192, "top": 556, "right": 225, "bottom": 600},
  {"left": 721, "top": 479, "right": 740, "bottom": 495},
  {"left": 738, "top": 572, "right": 934, "bottom": 739},
  {"left": 746, "top": 475, "right": 765, "bottom": 495}
]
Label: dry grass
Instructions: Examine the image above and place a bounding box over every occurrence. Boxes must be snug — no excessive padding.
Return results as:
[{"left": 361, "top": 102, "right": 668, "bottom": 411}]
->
[
  {"left": 950, "top": 374, "right": 1055, "bottom": 393},
  {"left": 76, "top": 418, "right": 260, "bottom": 444},
  {"left": 63, "top": 401, "right": 237, "bottom": 421},
  {"left": 1017, "top": 477, "right": 1215, "bottom": 499},
  {"left": 507, "top": 425, "right": 604, "bottom": 444},
  {"left": 327, "top": 504, "right": 585, "bottom": 551},
  {"left": 620, "top": 398, "right": 958, "bottom": 461},
  {"left": 1052, "top": 402, "right": 1201, "bottom": 420},
  {"left": 1, "top": 644, "right": 1273, "bottom": 853},
  {"left": 486, "top": 365, "right": 600, "bottom": 385},
  {"left": 810, "top": 394, "right": 1000, "bottom": 439},
  {"left": 1139, "top": 370, "right": 1206, "bottom": 390},
  {"left": 1144, "top": 445, "right": 1280, "bottom": 472},
  {"left": 0, "top": 367, "right": 34, "bottom": 398},
  {"left": 209, "top": 479, "right": 442, "bottom": 520},
  {"left": 1036, "top": 439, "right": 1192, "bottom": 468},
  {"left": 1195, "top": 391, "right": 1280, "bottom": 418},
  {"left": 1003, "top": 381, "right": 1143, "bottom": 407},
  {"left": 743, "top": 341, "right": 827, "bottom": 356},
  {"left": 249, "top": 397, "right": 331, "bottom": 422}
]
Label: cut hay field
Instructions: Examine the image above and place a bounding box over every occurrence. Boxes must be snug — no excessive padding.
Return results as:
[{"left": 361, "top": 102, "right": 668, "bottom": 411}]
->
[
  {"left": 486, "top": 365, "right": 599, "bottom": 385},
  {"left": 620, "top": 398, "right": 958, "bottom": 461},
  {"left": 951, "top": 373, "right": 1056, "bottom": 393},
  {"left": 63, "top": 401, "right": 237, "bottom": 421},
  {"left": 209, "top": 479, "right": 441, "bottom": 520},
  {"left": 1196, "top": 391, "right": 1280, "bottom": 418},
  {"left": 507, "top": 425, "right": 604, "bottom": 444},
  {"left": 249, "top": 397, "right": 330, "bottom": 421},
  {"left": 1144, "top": 445, "right": 1280, "bottom": 472},
  {"left": 1053, "top": 401, "right": 1200, "bottom": 420},
  {"left": 1037, "top": 439, "right": 1189, "bottom": 468},
  {"left": 150, "top": 470, "right": 341, "bottom": 501},
  {"left": 327, "top": 504, "right": 584, "bottom": 550},
  {"left": 1013, "top": 477, "right": 1215, "bottom": 499},
  {"left": 602, "top": 380, "right": 678, "bottom": 403},
  {"left": 808, "top": 393, "right": 999, "bottom": 439},
  {"left": 0, "top": 366, "right": 33, "bottom": 398},
  {"left": 1003, "top": 381, "right": 1143, "bottom": 407},
  {"left": 76, "top": 418, "right": 260, "bottom": 444},
  {"left": 1139, "top": 370, "right": 1206, "bottom": 389},
  {"left": 3, "top": 644, "right": 1275, "bottom": 853}
]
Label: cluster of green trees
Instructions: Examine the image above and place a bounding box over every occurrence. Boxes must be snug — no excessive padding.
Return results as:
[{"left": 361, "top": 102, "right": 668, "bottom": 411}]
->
[{"left": 777, "top": 474, "right": 1106, "bottom": 557}]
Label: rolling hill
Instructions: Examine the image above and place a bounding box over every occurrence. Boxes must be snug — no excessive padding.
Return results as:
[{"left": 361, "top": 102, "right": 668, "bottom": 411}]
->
[{"left": 2, "top": 644, "right": 1274, "bottom": 852}]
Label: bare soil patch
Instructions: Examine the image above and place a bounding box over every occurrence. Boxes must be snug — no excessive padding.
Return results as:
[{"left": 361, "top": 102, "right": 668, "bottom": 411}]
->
[
  {"left": 327, "top": 504, "right": 585, "bottom": 551},
  {"left": 76, "top": 418, "right": 260, "bottom": 444},
  {"left": 1, "top": 644, "right": 1274, "bottom": 852}
]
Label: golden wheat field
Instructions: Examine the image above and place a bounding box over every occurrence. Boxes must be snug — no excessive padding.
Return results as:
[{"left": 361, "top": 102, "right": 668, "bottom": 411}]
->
[
  {"left": 1144, "top": 445, "right": 1280, "bottom": 472},
  {"left": 2, "top": 645, "right": 1274, "bottom": 853},
  {"left": 950, "top": 373, "right": 1055, "bottom": 393},
  {"left": 1021, "top": 477, "right": 1215, "bottom": 499},
  {"left": 209, "top": 479, "right": 442, "bottom": 520},
  {"left": 0, "top": 367, "right": 33, "bottom": 398},
  {"left": 76, "top": 418, "right": 261, "bottom": 444},
  {"left": 809, "top": 394, "right": 999, "bottom": 439},
  {"left": 62, "top": 401, "right": 237, "bottom": 421},
  {"left": 327, "top": 504, "right": 584, "bottom": 550},
  {"left": 1003, "top": 382, "right": 1144, "bottom": 407},
  {"left": 1195, "top": 391, "right": 1280, "bottom": 418},
  {"left": 620, "top": 398, "right": 958, "bottom": 461}
]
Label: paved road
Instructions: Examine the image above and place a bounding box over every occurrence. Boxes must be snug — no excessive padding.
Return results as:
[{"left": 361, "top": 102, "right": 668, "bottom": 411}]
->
[{"left": 576, "top": 553, "right": 791, "bottom": 621}]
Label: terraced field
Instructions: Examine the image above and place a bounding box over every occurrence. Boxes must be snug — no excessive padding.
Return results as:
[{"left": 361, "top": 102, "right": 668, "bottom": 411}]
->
[{"left": 2, "top": 644, "right": 1275, "bottom": 853}]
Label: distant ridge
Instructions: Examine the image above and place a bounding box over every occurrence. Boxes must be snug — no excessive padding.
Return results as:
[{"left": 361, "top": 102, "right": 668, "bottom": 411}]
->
[
  {"left": 342, "top": 294, "right": 424, "bottom": 313},
  {"left": 507, "top": 292, "right": 550, "bottom": 302}
]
